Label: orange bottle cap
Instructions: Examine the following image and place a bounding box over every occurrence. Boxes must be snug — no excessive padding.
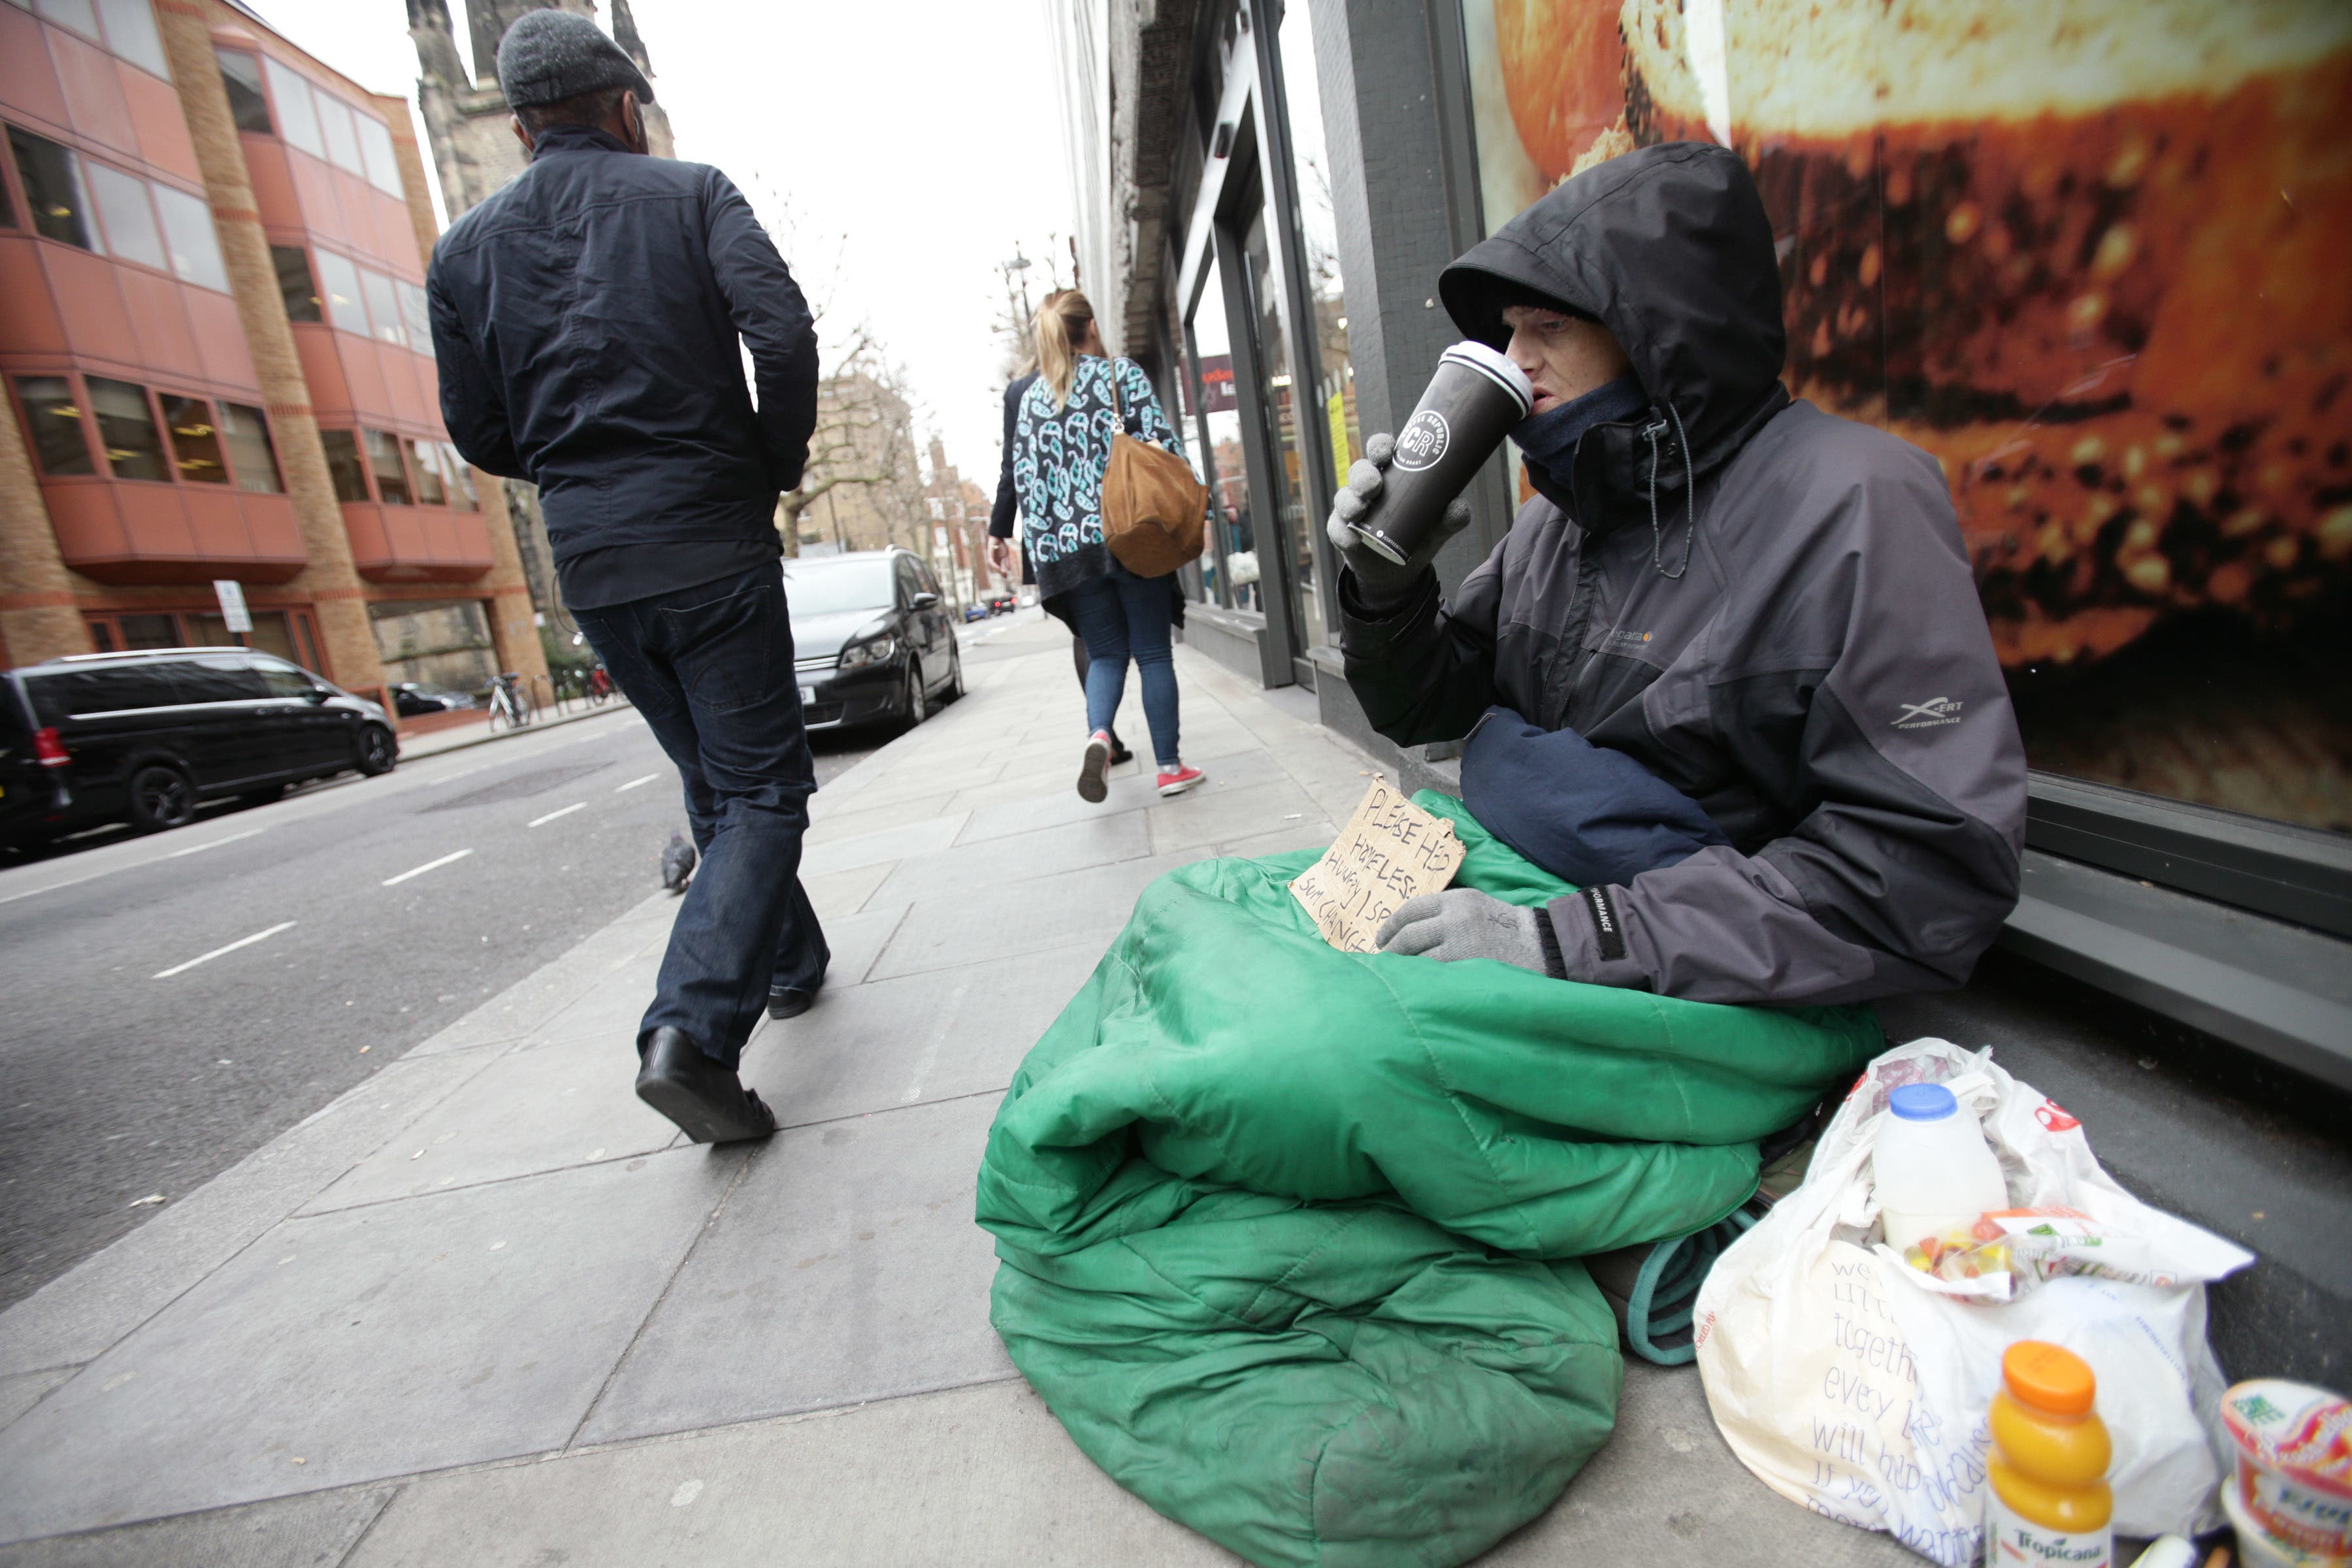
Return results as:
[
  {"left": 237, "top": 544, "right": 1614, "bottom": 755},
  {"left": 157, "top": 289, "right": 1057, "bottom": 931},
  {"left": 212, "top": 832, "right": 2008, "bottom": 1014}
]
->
[{"left": 2004, "top": 1341, "right": 2097, "bottom": 1416}]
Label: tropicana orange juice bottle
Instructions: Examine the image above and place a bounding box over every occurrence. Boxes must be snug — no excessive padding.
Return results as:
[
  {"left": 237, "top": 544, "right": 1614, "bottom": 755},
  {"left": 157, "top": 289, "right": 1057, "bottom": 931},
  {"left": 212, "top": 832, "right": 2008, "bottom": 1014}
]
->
[{"left": 1984, "top": 1341, "right": 2114, "bottom": 1567}]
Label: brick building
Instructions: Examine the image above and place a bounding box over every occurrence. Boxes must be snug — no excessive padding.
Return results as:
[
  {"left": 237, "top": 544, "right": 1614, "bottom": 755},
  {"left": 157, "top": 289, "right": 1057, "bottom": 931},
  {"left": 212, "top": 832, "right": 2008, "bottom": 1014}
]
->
[{"left": 0, "top": 0, "right": 544, "bottom": 700}]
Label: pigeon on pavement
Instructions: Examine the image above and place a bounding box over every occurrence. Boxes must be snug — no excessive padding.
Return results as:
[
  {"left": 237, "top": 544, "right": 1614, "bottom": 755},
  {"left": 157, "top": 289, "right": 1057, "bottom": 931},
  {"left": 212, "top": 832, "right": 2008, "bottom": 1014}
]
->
[{"left": 661, "top": 830, "right": 696, "bottom": 894}]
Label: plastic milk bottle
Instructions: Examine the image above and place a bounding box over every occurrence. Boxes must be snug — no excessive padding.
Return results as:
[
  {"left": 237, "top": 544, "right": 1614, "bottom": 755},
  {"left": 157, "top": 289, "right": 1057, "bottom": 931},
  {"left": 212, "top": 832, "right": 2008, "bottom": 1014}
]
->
[
  {"left": 1872, "top": 1081, "right": 2008, "bottom": 1254},
  {"left": 1984, "top": 1341, "right": 2113, "bottom": 1567}
]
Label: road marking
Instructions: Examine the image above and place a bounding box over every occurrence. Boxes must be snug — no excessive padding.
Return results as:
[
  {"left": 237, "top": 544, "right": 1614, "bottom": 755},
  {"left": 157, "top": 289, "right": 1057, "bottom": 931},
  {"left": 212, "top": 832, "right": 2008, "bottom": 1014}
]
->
[
  {"left": 155, "top": 920, "right": 295, "bottom": 978},
  {"left": 382, "top": 848, "right": 473, "bottom": 886},
  {"left": 528, "top": 802, "right": 587, "bottom": 827},
  {"left": 615, "top": 773, "right": 661, "bottom": 792},
  {"left": 164, "top": 826, "right": 266, "bottom": 858}
]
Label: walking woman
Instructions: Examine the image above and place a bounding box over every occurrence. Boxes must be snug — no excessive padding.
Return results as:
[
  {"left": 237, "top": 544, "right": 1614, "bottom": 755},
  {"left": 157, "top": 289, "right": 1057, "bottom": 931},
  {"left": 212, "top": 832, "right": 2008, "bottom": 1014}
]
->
[{"left": 1009, "top": 289, "right": 1205, "bottom": 802}]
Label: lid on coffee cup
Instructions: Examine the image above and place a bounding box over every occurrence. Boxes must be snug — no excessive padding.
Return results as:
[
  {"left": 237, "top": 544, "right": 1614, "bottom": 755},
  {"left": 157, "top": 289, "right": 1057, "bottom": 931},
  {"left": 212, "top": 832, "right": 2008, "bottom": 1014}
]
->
[{"left": 1439, "top": 341, "right": 1535, "bottom": 417}]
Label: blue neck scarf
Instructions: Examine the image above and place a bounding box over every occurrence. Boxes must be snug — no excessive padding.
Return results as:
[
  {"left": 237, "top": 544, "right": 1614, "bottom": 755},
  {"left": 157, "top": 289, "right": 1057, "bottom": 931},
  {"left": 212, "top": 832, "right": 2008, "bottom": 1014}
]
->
[{"left": 1511, "top": 373, "right": 1649, "bottom": 503}]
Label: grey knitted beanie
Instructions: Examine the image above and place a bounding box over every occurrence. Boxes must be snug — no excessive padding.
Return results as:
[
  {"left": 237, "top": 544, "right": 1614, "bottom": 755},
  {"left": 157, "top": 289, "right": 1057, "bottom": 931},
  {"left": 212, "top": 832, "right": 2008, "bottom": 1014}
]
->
[{"left": 496, "top": 10, "right": 655, "bottom": 110}]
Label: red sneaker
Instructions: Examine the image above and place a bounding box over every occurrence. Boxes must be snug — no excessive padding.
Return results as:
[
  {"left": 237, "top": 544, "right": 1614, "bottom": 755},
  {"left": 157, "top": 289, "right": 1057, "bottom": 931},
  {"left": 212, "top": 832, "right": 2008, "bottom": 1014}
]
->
[
  {"left": 1156, "top": 764, "right": 1205, "bottom": 797},
  {"left": 1077, "top": 730, "right": 1113, "bottom": 803}
]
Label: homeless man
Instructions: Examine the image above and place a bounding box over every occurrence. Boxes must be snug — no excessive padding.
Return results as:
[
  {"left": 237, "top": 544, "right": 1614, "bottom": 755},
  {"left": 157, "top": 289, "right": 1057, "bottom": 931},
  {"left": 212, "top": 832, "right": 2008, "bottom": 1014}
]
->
[
  {"left": 1333, "top": 142, "right": 2027, "bottom": 1005},
  {"left": 429, "top": 10, "right": 823, "bottom": 1141}
]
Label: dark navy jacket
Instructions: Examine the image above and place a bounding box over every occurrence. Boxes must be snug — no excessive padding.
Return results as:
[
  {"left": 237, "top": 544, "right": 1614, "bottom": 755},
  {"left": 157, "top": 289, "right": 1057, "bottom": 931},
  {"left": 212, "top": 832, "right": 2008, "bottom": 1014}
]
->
[{"left": 427, "top": 125, "right": 817, "bottom": 575}]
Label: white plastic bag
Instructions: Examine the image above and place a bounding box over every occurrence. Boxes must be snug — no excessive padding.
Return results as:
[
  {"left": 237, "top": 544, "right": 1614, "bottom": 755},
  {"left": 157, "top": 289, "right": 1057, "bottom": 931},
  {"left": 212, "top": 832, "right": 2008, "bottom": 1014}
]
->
[{"left": 1692, "top": 1037, "right": 2255, "bottom": 1565}]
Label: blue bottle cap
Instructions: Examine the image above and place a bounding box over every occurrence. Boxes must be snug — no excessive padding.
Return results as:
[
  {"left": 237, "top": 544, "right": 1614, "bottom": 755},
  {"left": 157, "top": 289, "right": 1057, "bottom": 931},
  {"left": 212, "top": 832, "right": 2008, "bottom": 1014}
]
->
[{"left": 1888, "top": 1083, "right": 1959, "bottom": 1122}]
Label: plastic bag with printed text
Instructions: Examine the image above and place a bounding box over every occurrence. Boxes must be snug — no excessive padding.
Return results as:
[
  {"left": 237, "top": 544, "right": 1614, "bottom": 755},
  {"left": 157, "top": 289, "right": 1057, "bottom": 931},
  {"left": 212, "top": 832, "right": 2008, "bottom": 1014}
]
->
[{"left": 1691, "top": 1038, "right": 2255, "bottom": 1565}]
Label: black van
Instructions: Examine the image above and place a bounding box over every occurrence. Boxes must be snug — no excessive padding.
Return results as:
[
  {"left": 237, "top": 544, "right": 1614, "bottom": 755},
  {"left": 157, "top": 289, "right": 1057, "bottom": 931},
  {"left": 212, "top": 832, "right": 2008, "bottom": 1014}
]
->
[{"left": 0, "top": 648, "right": 398, "bottom": 847}]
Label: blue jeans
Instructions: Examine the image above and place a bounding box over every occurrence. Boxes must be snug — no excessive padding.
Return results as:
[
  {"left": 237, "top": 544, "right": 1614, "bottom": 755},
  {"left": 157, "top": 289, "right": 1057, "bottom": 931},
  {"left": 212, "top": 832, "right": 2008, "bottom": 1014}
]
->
[
  {"left": 573, "top": 564, "right": 829, "bottom": 1070},
  {"left": 1064, "top": 566, "right": 1179, "bottom": 768}
]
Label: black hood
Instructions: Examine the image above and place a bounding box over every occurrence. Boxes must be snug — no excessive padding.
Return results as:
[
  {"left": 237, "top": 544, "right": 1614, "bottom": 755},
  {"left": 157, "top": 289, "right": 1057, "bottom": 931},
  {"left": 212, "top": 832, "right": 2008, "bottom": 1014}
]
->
[{"left": 1439, "top": 142, "right": 1788, "bottom": 511}]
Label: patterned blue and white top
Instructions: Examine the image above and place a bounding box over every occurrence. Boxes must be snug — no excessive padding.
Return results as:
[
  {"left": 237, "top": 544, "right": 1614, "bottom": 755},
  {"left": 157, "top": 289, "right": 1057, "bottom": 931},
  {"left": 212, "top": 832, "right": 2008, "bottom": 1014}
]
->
[{"left": 1011, "top": 355, "right": 1186, "bottom": 602}]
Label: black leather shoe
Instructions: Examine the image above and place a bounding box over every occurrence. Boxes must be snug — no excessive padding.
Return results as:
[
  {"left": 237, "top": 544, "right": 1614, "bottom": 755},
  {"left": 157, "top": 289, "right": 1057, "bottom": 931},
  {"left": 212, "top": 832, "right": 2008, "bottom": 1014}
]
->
[
  {"left": 634, "top": 1027, "right": 775, "bottom": 1143},
  {"left": 767, "top": 970, "right": 826, "bottom": 1021}
]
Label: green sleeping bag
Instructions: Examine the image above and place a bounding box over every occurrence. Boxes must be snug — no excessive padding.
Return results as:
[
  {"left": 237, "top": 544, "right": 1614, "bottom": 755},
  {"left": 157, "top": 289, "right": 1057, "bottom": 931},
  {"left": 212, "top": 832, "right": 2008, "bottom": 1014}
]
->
[{"left": 976, "top": 793, "right": 1878, "bottom": 1567}]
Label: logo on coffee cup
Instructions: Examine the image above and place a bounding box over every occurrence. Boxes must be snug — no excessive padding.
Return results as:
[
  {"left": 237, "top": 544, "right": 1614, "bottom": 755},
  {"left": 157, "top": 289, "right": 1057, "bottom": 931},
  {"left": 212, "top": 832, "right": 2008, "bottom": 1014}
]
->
[{"left": 1394, "top": 410, "right": 1450, "bottom": 472}]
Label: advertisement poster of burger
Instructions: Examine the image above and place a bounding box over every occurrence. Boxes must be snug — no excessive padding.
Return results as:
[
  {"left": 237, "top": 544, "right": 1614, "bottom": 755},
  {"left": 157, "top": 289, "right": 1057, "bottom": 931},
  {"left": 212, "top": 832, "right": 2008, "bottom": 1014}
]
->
[{"left": 1461, "top": 0, "right": 2352, "bottom": 832}]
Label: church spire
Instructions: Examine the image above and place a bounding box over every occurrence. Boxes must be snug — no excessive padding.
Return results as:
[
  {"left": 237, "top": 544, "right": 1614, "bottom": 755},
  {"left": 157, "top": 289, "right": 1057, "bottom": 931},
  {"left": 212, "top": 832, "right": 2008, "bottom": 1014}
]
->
[{"left": 608, "top": 0, "right": 653, "bottom": 76}]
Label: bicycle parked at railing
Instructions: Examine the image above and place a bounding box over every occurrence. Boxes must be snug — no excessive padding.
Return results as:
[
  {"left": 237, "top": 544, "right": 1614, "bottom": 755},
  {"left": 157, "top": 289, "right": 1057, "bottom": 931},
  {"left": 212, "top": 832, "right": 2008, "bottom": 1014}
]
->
[
  {"left": 585, "top": 664, "right": 614, "bottom": 706},
  {"left": 485, "top": 670, "right": 535, "bottom": 733}
]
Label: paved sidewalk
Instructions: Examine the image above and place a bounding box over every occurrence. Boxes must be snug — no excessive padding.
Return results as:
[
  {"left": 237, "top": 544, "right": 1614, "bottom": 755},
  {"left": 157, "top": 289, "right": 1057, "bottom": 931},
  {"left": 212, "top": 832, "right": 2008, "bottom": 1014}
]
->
[{"left": 0, "top": 613, "right": 1916, "bottom": 1566}]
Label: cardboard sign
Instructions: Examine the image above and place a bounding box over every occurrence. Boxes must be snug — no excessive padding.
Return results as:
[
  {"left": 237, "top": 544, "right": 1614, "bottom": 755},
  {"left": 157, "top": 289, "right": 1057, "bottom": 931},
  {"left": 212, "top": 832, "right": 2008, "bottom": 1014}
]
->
[{"left": 1290, "top": 781, "right": 1467, "bottom": 953}]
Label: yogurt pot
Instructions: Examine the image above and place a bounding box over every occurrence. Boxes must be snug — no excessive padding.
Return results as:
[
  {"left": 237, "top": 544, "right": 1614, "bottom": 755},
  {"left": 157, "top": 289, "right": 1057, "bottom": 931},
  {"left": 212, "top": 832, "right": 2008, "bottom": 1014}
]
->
[
  {"left": 2224, "top": 1473, "right": 2349, "bottom": 1568},
  {"left": 2222, "top": 1379, "right": 2352, "bottom": 1558}
]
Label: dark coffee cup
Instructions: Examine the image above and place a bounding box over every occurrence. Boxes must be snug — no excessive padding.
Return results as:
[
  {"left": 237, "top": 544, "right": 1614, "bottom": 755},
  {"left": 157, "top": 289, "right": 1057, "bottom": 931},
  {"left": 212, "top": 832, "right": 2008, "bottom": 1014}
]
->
[{"left": 1348, "top": 342, "right": 1533, "bottom": 566}]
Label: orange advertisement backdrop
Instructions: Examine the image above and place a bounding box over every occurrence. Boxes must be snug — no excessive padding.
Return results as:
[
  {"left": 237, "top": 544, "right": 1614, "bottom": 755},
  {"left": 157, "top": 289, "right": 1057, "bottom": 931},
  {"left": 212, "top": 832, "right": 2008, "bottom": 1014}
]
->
[{"left": 1460, "top": 0, "right": 2352, "bottom": 832}]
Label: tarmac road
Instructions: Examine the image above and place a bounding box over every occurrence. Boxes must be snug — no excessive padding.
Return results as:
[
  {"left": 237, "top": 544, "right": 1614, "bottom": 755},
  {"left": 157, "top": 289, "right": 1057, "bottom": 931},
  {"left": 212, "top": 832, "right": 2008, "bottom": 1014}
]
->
[{"left": 0, "top": 703, "right": 885, "bottom": 1312}]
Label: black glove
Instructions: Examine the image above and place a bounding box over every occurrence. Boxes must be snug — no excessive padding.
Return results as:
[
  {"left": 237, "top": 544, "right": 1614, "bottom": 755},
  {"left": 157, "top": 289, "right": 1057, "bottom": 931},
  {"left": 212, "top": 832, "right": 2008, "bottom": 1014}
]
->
[{"left": 1324, "top": 431, "right": 1475, "bottom": 612}]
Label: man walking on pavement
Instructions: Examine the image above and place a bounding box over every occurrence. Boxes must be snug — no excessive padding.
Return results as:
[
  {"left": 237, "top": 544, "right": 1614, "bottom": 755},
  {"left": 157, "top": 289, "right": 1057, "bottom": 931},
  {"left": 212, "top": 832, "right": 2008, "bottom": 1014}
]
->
[{"left": 429, "top": 10, "right": 824, "bottom": 1143}]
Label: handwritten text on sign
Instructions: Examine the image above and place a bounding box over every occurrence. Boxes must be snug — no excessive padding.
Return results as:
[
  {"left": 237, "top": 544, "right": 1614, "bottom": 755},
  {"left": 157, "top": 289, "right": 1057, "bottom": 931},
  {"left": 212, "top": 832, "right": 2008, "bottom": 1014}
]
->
[{"left": 1290, "top": 782, "right": 1467, "bottom": 953}]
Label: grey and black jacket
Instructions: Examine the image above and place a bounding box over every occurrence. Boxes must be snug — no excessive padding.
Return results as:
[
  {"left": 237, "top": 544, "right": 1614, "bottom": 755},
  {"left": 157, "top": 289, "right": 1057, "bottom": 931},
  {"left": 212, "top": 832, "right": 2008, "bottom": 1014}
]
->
[{"left": 1339, "top": 142, "right": 2027, "bottom": 1006}]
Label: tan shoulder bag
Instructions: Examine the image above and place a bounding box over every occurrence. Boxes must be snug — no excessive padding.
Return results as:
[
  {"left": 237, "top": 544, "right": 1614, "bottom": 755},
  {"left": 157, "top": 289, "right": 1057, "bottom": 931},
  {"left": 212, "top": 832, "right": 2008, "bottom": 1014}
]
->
[{"left": 1100, "top": 361, "right": 1209, "bottom": 579}]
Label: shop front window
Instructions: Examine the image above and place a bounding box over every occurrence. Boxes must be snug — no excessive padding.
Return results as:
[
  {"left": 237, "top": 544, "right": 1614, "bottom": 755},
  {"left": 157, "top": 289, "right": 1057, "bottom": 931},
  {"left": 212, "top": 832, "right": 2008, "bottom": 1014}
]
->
[
  {"left": 85, "top": 376, "right": 169, "bottom": 482},
  {"left": 1277, "top": 0, "right": 1360, "bottom": 480},
  {"left": 1189, "top": 254, "right": 1260, "bottom": 612},
  {"left": 1240, "top": 208, "right": 1317, "bottom": 647}
]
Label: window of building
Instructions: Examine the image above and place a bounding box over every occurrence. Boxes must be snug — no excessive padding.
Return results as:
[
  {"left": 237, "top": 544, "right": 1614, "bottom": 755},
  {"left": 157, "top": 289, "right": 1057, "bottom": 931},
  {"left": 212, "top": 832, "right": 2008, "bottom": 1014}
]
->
[
  {"left": 219, "top": 402, "right": 284, "bottom": 493},
  {"left": 262, "top": 56, "right": 322, "bottom": 159},
  {"left": 359, "top": 266, "right": 404, "bottom": 348},
  {"left": 363, "top": 428, "right": 411, "bottom": 504},
  {"left": 397, "top": 280, "right": 433, "bottom": 357},
  {"left": 1277, "top": 0, "right": 1358, "bottom": 480},
  {"left": 151, "top": 184, "right": 228, "bottom": 292},
  {"left": 438, "top": 442, "right": 478, "bottom": 512},
  {"left": 13, "top": 376, "right": 95, "bottom": 476},
  {"left": 84, "top": 159, "right": 164, "bottom": 270},
  {"left": 318, "top": 428, "right": 370, "bottom": 502},
  {"left": 93, "top": 0, "right": 168, "bottom": 76},
  {"left": 1188, "top": 255, "right": 1258, "bottom": 612},
  {"left": 8, "top": 125, "right": 99, "bottom": 251},
  {"left": 85, "top": 377, "right": 169, "bottom": 481},
  {"left": 217, "top": 49, "right": 272, "bottom": 133},
  {"left": 1240, "top": 206, "right": 1318, "bottom": 648},
  {"left": 354, "top": 114, "right": 403, "bottom": 198},
  {"left": 312, "top": 248, "right": 370, "bottom": 336},
  {"left": 272, "top": 244, "right": 321, "bottom": 321},
  {"left": 403, "top": 436, "right": 446, "bottom": 505},
  {"left": 314, "top": 93, "right": 363, "bottom": 178},
  {"left": 157, "top": 393, "right": 228, "bottom": 484},
  {"left": 118, "top": 613, "right": 179, "bottom": 649},
  {"left": 30, "top": 0, "right": 99, "bottom": 44}
]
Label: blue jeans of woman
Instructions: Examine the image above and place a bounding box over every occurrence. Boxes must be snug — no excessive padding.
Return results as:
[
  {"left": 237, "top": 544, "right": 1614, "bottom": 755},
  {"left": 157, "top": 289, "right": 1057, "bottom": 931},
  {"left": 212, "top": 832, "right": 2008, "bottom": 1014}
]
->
[{"left": 1063, "top": 564, "right": 1179, "bottom": 768}]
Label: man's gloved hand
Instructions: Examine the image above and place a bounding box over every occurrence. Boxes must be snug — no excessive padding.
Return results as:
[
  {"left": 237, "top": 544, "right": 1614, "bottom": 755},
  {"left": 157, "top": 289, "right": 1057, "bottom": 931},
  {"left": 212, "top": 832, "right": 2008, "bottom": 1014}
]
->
[
  {"left": 1325, "top": 431, "right": 1476, "bottom": 612},
  {"left": 1376, "top": 887, "right": 1559, "bottom": 975}
]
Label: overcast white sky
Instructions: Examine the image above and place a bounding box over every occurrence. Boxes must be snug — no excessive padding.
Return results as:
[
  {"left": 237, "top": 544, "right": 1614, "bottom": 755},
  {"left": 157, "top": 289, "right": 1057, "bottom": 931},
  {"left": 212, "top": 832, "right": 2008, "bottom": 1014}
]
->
[{"left": 243, "top": 0, "right": 1077, "bottom": 486}]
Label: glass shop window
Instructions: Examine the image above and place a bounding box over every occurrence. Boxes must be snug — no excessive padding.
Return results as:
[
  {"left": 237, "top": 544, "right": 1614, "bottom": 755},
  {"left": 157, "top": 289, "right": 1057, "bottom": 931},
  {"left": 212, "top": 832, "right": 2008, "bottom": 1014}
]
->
[{"left": 84, "top": 376, "right": 170, "bottom": 482}]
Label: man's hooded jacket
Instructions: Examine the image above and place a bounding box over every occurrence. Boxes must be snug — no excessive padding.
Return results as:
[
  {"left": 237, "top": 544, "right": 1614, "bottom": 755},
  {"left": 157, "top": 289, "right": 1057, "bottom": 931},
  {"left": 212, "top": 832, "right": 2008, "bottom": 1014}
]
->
[{"left": 1339, "top": 142, "right": 2027, "bottom": 1005}]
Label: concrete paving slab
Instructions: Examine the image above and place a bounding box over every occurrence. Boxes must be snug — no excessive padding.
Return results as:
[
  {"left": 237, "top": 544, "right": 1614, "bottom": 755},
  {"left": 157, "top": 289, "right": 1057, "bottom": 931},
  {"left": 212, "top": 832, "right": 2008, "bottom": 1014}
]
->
[
  {"left": 1482, "top": 1362, "right": 1921, "bottom": 1565},
  {"left": 300, "top": 1031, "right": 679, "bottom": 1213},
  {"left": 806, "top": 902, "right": 907, "bottom": 990},
  {"left": 749, "top": 942, "right": 1102, "bottom": 1128},
  {"left": 1145, "top": 777, "right": 1323, "bottom": 857},
  {"left": 953, "top": 748, "right": 1290, "bottom": 844},
  {"left": 346, "top": 1380, "right": 1236, "bottom": 1568},
  {"left": 800, "top": 860, "right": 893, "bottom": 921},
  {"left": 0, "top": 1369, "right": 71, "bottom": 1432},
  {"left": 867, "top": 808, "right": 1151, "bottom": 907},
  {"left": 802, "top": 793, "right": 966, "bottom": 847},
  {"left": 0, "top": 1150, "right": 739, "bottom": 1543},
  {"left": 576, "top": 1094, "right": 1010, "bottom": 1445},
  {"left": 866, "top": 855, "right": 1190, "bottom": 981},
  {"left": 1210, "top": 820, "right": 1338, "bottom": 860},
  {"left": 0, "top": 1045, "right": 508, "bottom": 1379},
  {"left": 0, "top": 1487, "right": 395, "bottom": 1568},
  {"left": 798, "top": 812, "right": 966, "bottom": 875}
]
